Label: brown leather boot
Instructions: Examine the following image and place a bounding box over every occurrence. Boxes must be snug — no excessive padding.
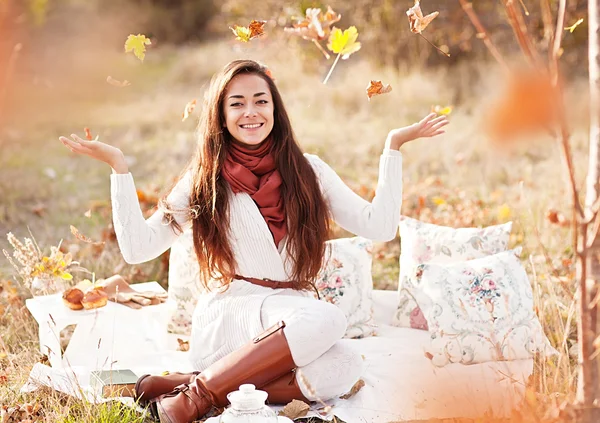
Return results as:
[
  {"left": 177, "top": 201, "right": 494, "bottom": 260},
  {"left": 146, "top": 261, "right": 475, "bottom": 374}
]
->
[
  {"left": 262, "top": 369, "right": 310, "bottom": 405},
  {"left": 155, "top": 321, "right": 297, "bottom": 423},
  {"left": 134, "top": 371, "right": 199, "bottom": 405}
]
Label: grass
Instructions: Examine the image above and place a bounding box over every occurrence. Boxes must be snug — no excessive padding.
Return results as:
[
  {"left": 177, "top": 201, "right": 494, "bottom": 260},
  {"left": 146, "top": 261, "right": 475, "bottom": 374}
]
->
[{"left": 0, "top": 35, "right": 593, "bottom": 421}]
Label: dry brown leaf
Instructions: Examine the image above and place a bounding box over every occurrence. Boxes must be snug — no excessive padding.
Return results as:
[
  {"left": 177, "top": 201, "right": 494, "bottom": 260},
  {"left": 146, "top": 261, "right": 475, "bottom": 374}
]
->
[
  {"left": 182, "top": 99, "right": 197, "bottom": 122},
  {"left": 284, "top": 6, "right": 341, "bottom": 41},
  {"left": 366, "top": 80, "right": 392, "bottom": 100},
  {"left": 406, "top": 0, "right": 439, "bottom": 34},
  {"left": 106, "top": 76, "right": 131, "bottom": 87},
  {"left": 70, "top": 225, "right": 104, "bottom": 245},
  {"left": 339, "top": 378, "right": 365, "bottom": 399},
  {"left": 279, "top": 399, "right": 310, "bottom": 419},
  {"left": 176, "top": 338, "right": 190, "bottom": 352}
]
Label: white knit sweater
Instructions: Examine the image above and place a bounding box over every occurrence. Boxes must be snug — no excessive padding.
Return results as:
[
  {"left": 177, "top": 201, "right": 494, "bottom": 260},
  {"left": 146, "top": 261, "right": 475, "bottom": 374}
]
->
[{"left": 111, "top": 150, "right": 403, "bottom": 369}]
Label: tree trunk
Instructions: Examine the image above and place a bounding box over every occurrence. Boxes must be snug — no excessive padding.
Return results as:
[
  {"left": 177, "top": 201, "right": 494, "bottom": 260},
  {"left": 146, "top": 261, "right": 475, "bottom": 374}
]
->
[{"left": 580, "top": 0, "right": 600, "bottom": 417}]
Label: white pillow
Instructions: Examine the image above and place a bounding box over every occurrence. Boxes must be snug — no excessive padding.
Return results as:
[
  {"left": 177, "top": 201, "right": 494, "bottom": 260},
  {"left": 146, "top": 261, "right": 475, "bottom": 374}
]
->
[
  {"left": 410, "top": 249, "right": 556, "bottom": 366},
  {"left": 314, "top": 237, "right": 376, "bottom": 339},
  {"left": 393, "top": 217, "right": 512, "bottom": 330}
]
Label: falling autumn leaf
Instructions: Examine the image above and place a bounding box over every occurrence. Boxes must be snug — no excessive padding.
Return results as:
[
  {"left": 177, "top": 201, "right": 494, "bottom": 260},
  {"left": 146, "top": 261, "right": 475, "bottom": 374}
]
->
[
  {"left": 366, "top": 80, "right": 392, "bottom": 101},
  {"left": 284, "top": 6, "right": 341, "bottom": 42},
  {"left": 431, "top": 105, "right": 453, "bottom": 115},
  {"left": 406, "top": 0, "right": 439, "bottom": 34},
  {"left": 70, "top": 225, "right": 104, "bottom": 245},
  {"left": 339, "top": 379, "right": 365, "bottom": 399},
  {"left": 327, "top": 26, "right": 361, "bottom": 59},
  {"left": 486, "top": 71, "right": 558, "bottom": 142},
  {"left": 106, "top": 76, "right": 131, "bottom": 87},
  {"left": 406, "top": 1, "right": 449, "bottom": 57},
  {"left": 124, "top": 34, "right": 152, "bottom": 62},
  {"left": 264, "top": 68, "right": 275, "bottom": 81},
  {"left": 84, "top": 127, "right": 93, "bottom": 141},
  {"left": 546, "top": 209, "right": 570, "bottom": 227},
  {"left": 182, "top": 99, "right": 197, "bottom": 122},
  {"left": 323, "top": 26, "right": 361, "bottom": 84},
  {"left": 84, "top": 209, "right": 92, "bottom": 218},
  {"left": 230, "top": 20, "right": 266, "bottom": 42},
  {"left": 279, "top": 399, "right": 310, "bottom": 419},
  {"left": 176, "top": 338, "right": 190, "bottom": 352},
  {"left": 565, "top": 18, "right": 584, "bottom": 33}
]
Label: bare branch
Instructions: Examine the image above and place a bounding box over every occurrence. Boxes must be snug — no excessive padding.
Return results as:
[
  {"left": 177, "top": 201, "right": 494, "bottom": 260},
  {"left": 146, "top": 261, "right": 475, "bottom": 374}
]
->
[
  {"left": 550, "top": 0, "right": 568, "bottom": 84},
  {"left": 502, "top": 0, "right": 544, "bottom": 68},
  {"left": 458, "top": 0, "right": 509, "bottom": 72}
]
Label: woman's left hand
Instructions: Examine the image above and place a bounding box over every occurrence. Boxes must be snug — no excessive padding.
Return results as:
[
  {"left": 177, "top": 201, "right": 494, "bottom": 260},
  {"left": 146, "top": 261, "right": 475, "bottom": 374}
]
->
[{"left": 385, "top": 113, "right": 449, "bottom": 150}]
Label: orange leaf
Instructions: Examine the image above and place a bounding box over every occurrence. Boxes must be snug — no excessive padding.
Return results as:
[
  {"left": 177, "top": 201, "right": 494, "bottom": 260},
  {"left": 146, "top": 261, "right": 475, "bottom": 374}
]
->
[
  {"left": 486, "top": 71, "right": 559, "bottom": 143},
  {"left": 546, "top": 209, "right": 570, "bottom": 227},
  {"left": 406, "top": 0, "right": 439, "bottom": 34},
  {"left": 84, "top": 127, "right": 93, "bottom": 141},
  {"left": 182, "top": 99, "right": 197, "bottom": 122},
  {"left": 177, "top": 338, "right": 190, "bottom": 352},
  {"left": 366, "top": 80, "right": 392, "bottom": 101}
]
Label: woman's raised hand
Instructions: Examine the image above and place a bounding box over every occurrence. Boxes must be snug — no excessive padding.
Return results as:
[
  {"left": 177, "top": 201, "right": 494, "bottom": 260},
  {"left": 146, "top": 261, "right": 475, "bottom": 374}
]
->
[
  {"left": 385, "top": 112, "right": 449, "bottom": 150},
  {"left": 59, "top": 134, "right": 129, "bottom": 174}
]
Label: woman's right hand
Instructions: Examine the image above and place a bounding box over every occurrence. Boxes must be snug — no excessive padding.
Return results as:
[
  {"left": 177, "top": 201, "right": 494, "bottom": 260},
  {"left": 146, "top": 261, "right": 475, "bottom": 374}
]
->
[{"left": 59, "top": 134, "right": 129, "bottom": 174}]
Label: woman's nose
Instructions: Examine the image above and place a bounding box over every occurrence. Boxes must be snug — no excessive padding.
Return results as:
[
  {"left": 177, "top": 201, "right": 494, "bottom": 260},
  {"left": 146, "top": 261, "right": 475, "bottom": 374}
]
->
[{"left": 244, "top": 106, "right": 258, "bottom": 117}]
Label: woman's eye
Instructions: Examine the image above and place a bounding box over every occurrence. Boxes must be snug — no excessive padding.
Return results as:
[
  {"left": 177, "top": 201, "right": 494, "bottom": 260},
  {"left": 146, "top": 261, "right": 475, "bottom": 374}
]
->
[
  {"left": 257, "top": 100, "right": 268, "bottom": 104},
  {"left": 230, "top": 102, "right": 243, "bottom": 107}
]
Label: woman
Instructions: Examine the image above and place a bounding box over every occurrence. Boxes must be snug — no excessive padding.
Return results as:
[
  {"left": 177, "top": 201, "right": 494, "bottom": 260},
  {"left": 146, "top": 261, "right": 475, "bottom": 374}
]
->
[{"left": 59, "top": 59, "right": 448, "bottom": 423}]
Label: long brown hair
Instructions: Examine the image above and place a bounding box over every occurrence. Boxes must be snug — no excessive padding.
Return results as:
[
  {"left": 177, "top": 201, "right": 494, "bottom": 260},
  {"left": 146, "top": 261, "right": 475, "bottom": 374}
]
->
[{"left": 163, "top": 59, "right": 331, "bottom": 291}]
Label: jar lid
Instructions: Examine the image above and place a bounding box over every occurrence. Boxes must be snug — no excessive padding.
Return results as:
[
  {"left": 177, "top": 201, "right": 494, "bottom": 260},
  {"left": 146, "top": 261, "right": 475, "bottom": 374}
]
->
[{"left": 226, "top": 384, "right": 269, "bottom": 411}]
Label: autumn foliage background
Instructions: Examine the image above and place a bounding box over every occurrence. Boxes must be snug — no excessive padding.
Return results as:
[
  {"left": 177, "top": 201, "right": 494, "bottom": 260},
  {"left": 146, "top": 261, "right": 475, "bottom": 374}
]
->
[{"left": 0, "top": 0, "right": 596, "bottom": 421}]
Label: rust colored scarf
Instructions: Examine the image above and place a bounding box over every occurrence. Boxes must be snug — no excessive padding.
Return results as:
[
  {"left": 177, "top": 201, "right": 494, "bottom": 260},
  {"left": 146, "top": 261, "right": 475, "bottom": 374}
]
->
[{"left": 222, "top": 138, "right": 287, "bottom": 247}]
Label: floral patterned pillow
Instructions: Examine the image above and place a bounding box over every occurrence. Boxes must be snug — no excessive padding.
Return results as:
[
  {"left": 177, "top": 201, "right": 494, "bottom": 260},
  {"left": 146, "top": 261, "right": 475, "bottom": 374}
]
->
[
  {"left": 167, "top": 228, "right": 206, "bottom": 335},
  {"left": 410, "top": 250, "right": 556, "bottom": 366},
  {"left": 314, "top": 237, "right": 376, "bottom": 339},
  {"left": 392, "top": 217, "right": 512, "bottom": 330}
]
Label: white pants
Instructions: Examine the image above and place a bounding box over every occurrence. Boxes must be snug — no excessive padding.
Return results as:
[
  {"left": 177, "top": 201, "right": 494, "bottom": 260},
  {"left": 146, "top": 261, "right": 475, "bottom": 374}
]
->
[{"left": 260, "top": 292, "right": 364, "bottom": 401}]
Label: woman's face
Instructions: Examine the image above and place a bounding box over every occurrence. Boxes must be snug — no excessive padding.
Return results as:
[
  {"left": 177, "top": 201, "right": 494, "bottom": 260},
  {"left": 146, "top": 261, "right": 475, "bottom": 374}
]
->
[{"left": 223, "top": 73, "right": 275, "bottom": 150}]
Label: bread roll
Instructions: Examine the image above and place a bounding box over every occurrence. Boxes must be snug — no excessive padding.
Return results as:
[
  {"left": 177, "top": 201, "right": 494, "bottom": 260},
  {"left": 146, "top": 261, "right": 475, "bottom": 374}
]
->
[
  {"left": 82, "top": 288, "right": 108, "bottom": 310},
  {"left": 62, "top": 288, "right": 84, "bottom": 310}
]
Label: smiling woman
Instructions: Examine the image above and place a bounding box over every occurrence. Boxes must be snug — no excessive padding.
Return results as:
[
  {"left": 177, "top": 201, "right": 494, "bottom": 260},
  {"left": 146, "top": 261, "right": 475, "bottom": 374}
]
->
[
  {"left": 58, "top": 59, "right": 448, "bottom": 423},
  {"left": 223, "top": 74, "right": 275, "bottom": 149}
]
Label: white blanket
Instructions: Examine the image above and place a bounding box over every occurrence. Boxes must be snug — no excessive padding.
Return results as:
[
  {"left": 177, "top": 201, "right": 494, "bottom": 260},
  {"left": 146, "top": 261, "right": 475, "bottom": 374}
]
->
[{"left": 22, "top": 290, "right": 532, "bottom": 423}]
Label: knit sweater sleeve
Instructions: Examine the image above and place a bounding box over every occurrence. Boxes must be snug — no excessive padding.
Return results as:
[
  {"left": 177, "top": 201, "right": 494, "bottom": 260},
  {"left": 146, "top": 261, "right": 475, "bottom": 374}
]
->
[
  {"left": 304, "top": 150, "right": 403, "bottom": 241},
  {"left": 110, "top": 171, "right": 193, "bottom": 264}
]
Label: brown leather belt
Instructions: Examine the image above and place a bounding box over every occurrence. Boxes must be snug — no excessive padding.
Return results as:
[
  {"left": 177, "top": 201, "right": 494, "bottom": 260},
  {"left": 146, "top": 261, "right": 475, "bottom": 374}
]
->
[
  {"left": 234, "top": 275, "right": 321, "bottom": 300},
  {"left": 234, "top": 274, "right": 295, "bottom": 289}
]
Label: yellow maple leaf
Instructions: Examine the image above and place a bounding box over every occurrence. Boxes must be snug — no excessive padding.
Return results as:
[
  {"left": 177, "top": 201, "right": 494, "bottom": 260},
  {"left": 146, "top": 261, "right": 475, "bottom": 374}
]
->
[
  {"left": 124, "top": 34, "right": 152, "bottom": 62},
  {"left": 327, "top": 26, "right": 361, "bottom": 59},
  {"left": 431, "top": 105, "right": 453, "bottom": 115}
]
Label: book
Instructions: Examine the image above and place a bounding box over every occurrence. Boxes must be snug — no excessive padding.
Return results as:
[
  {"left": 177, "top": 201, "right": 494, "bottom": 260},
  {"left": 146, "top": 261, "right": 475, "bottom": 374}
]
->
[{"left": 90, "top": 369, "right": 139, "bottom": 398}]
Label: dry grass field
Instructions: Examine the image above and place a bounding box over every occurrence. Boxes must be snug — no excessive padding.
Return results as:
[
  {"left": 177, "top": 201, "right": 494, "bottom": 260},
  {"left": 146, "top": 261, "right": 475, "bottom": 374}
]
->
[{"left": 0, "top": 34, "right": 593, "bottom": 421}]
